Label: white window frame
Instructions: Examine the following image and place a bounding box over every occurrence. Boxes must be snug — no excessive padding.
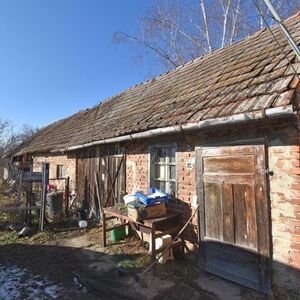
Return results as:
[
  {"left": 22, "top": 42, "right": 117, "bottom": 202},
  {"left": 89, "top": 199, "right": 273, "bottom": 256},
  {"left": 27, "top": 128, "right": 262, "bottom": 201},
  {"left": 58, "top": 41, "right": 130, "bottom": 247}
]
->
[
  {"left": 148, "top": 143, "right": 177, "bottom": 197},
  {"left": 56, "top": 165, "right": 64, "bottom": 179}
]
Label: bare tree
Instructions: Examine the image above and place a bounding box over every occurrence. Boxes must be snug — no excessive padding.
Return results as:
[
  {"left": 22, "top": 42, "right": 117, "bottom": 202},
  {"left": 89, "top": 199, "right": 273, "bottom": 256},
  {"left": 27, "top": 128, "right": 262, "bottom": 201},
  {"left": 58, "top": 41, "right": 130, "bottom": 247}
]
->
[
  {"left": 0, "top": 119, "right": 13, "bottom": 157},
  {"left": 114, "top": 0, "right": 300, "bottom": 71},
  {"left": 0, "top": 119, "right": 38, "bottom": 158},
  {"left": 17, "top": 124, "right": 39, "bottom": 143}
]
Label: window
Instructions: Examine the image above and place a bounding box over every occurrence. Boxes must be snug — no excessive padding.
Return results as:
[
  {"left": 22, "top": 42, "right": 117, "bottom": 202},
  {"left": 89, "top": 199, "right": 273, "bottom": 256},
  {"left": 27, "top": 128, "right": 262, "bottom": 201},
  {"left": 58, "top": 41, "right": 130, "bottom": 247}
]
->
[
  {"left": 56, "top": 165, "right": 64, "bottom": 179},
  {"left": 150, "top": 145, "right": 176, "bottom": 197}
]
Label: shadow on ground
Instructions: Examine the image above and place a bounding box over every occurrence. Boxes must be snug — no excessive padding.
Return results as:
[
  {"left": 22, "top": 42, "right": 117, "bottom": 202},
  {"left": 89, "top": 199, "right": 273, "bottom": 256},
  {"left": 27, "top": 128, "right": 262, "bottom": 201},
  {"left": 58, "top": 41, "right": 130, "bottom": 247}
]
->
[
  {"left": 0, "top": 241, "right": 269, "bottom": 300},
  {"left": 0, "top": 222, "right": 273, "bottom": 300}
]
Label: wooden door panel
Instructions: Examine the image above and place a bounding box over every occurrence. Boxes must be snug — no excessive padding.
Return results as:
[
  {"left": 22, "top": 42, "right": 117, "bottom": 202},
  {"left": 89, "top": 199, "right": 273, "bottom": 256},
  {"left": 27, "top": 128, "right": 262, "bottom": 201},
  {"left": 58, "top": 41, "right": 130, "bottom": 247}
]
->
[
  {"left": 204, "top": 182, "right": 222, "bottom": 240},
  {"left": 202, "top": 146, "right": 254, "bottom": 157},
  {"left": 204, "top": 241, "right": 262, "bottom": 291},
  {"left": 99, "top": 154, "right": 126, "bottom": 207},
  {"left": 77, "top": 151, "right": 126, "bottom": 216},
  {"left": 203, "top": 156, "right": 255, "bottom": 174},
  {"left": 222, "top": 183, "right": 234, "bottom": 244},
  {"left": 234, "top": 184, "right": 257, "bottom": 249},
  {"left": 196, "top": 144, "right": 270, "bottom": 293},
  {"left": 203, "top": 174, "right": 254, "bottom": 185},
  {"left": 244, "top": 185, "right": 257, "bottom": 249}
]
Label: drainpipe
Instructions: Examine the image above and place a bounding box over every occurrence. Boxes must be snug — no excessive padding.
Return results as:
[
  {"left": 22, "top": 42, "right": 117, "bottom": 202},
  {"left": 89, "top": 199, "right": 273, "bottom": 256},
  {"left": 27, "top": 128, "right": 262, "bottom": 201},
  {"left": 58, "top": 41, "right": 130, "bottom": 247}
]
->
[
  {"left": 56, "top": 105, "right": 296, "bottom": 152},
  {"left": 262, "top": 0, "right": 300, "bottom": 61}
]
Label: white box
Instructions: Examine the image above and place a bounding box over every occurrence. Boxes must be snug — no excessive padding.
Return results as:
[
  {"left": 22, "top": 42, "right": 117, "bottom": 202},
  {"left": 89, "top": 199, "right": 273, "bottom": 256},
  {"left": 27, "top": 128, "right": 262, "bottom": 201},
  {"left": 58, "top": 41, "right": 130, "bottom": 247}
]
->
[{"left": 149, "top": 234, "right": 174, "bottom": 264}]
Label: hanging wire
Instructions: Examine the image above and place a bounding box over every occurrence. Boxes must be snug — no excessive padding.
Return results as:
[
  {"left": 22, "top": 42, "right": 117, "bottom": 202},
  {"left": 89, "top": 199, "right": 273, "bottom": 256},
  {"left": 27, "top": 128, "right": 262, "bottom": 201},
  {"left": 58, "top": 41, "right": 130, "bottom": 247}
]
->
[{"left": 253, "top": 0, "right": 300, "bottom": 81}]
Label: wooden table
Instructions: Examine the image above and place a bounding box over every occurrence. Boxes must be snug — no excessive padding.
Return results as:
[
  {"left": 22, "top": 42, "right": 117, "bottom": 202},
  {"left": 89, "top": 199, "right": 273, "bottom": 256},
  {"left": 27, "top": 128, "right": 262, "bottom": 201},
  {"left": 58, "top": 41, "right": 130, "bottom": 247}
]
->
[{"left": 102, "top": 206, "right": 181, "bottom": 261}]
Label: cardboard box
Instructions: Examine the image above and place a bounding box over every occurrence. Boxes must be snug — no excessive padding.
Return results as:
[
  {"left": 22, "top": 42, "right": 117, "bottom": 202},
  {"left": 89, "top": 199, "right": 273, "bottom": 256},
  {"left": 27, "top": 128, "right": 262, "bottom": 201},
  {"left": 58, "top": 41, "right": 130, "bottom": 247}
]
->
[{"left": 127, "top": 202, "right": 167, "bottom": 221}]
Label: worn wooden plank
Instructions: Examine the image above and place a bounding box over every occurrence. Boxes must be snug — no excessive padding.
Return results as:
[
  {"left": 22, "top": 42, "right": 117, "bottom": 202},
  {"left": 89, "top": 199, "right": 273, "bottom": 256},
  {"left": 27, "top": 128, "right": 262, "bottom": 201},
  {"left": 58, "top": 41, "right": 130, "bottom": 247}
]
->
[
  {"left": 232, "top": 183, "right": 257, "bottom": 250},
  {"left": 195, "top": 147, "right": 206, "bottom": 269},
  {"left": 115, "top": 156, "right": 120, "bottom": 203},
  {"left": 254, "top": 145, "right": 270, "bottom": 290},
  {"left": 233, "top": 184, "right": 248, "bottom": 248},
  {"left": 203, "top": 174, "right": 254, "bottom": 185},
  {"left": 254, "top": 145, "right": 270, "bottom": 257},
  {"left": 0, "top": 206, "right": 40, "bottom": 212},
  {"left": 121, "top": 154, "right": 126, "bottom": 201},
  {"left": 103, "top": 157, "right": 109, "bottom": 206},
  {"left": 245, "top": 185, "right": 257, "bottom": 250},
  {"left": 204, "top": 182, "right": 223, "bottom": 241},
  {"left": 203, "top": 155, "right": 255, "bottom": 174},
  {"left": 222, "top": 183, "right": 234, "bottom": 244},
  {"left": 202, "top": 146, "right": 254, "bottom": 157}
]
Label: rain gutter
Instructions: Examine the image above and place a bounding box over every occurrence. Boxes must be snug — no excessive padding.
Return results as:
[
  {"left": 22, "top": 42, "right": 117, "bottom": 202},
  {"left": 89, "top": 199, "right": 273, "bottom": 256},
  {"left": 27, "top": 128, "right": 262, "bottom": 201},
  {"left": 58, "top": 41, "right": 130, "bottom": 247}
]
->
[{"left": 55, "top": 105, "right": 296, "bottom": 152}]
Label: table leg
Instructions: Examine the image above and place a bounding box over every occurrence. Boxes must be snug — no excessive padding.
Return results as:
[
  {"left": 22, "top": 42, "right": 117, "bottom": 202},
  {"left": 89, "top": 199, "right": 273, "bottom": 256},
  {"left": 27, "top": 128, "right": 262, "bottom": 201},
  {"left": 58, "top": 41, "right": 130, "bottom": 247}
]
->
[
  {"left": 151, "top": 225, "right": 156, "bottom": 258},
  {"left": 102, "top": 213, "right": 107, "bottom": 247},
  {"left": 151, "top": 225, "right": 156, "bottom": 274}
]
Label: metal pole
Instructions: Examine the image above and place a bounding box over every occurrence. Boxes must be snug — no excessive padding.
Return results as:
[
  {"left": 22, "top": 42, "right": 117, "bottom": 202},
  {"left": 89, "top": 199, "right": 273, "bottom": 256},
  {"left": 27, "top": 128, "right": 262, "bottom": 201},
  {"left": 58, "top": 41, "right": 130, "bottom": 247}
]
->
[{"left": 262, "top": 0, "right": 300, "bottom": 61}]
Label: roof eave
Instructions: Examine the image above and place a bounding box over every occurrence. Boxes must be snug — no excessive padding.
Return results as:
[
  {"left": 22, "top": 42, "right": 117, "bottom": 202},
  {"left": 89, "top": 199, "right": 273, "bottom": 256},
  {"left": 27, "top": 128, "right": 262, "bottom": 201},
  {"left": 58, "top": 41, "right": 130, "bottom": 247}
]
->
[{"left": 52, "top": 105, "right": 296, "bottom": 152}]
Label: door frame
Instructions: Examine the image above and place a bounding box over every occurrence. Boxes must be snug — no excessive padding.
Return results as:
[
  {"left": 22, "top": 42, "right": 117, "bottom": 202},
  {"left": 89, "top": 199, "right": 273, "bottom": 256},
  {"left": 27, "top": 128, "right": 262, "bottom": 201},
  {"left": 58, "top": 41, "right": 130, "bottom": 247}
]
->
[{"left": 195, "top": 141, "right": 272, "bottom": 293}]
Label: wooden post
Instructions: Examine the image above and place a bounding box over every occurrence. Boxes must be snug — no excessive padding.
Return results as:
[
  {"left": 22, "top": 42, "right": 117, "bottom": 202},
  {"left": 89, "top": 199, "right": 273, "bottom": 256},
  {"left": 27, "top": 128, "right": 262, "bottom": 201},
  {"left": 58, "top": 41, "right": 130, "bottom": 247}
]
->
[
  {"left": 39, "top": 163, "right": 49, "bottom": 231},
  {"left": 65, "top": 177, "right": 70, "bottom": 217},
  {"left": 94, "top": 172, "right": 103, "bottom": 222},
  {"left": 25, "top": 191, "right": 31, "bottom": 227},
  {"left": 102, "top": 211, "right": 107, "bottom": 247}
]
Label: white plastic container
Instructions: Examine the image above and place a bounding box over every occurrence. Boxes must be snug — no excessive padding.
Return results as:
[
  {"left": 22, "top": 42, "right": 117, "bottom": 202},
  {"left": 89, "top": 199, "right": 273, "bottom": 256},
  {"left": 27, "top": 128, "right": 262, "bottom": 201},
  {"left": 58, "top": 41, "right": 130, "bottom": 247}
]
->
[
  {"left": 78, "top": 220, "right": 88, "bottom": 228},
  {"left": 123, "top": 194, "right": 137, "bottom": 205}
]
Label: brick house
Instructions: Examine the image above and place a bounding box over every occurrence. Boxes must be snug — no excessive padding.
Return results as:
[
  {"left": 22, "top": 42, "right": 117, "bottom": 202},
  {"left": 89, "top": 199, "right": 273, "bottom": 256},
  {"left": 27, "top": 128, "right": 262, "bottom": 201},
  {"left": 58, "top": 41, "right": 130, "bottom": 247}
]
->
[{"left": 13, "top": 14, "right": 300, "bottom": 296}]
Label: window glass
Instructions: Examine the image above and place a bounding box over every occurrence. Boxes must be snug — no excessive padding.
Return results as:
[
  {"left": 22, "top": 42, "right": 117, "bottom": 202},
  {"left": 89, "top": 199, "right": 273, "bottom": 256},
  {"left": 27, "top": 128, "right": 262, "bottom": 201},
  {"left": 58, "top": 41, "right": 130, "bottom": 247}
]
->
[
  {"left": 150, "top": 145, "right": 176, "bottom": 197},
  {"left": 170, "top": 165, "right": 176, "bottom": 180},
  {"left": 57, "top": 165, "right": 64, "bottom": 179},
  {"left": 170, "top": 147, "right": 176, "bottom": 163}
]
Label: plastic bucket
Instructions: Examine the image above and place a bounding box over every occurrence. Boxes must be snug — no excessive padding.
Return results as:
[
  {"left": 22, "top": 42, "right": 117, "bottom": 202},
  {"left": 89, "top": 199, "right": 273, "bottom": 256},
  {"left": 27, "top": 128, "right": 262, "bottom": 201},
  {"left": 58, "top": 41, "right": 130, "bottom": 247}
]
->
[
  {"left": 111, "top": 226, "right": 126, "bottom": 242},
  {"left": 78, "top": 220, "right": 88, "bottom": 228}
]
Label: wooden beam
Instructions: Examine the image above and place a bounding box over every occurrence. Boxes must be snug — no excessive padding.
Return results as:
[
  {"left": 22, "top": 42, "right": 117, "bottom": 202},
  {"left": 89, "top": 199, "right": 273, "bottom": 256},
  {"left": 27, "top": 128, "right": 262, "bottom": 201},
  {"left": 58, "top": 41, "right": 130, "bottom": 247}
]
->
[{"left": 0, "top": 206, "right": 39, "bottom": 213}]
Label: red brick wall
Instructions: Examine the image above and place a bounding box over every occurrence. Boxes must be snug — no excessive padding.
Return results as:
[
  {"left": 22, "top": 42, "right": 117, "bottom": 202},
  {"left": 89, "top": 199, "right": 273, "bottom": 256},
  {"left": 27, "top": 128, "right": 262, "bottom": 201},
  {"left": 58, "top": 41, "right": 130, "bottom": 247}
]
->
[
  {"left": 125, "top": 142, "right": 148, "bottom": 194},
  {"left": 125, "top": 140, "right": 197, "bottom": 205},
  {"left": 176, "top": 148, "right": 196, "bottom": 203},
  {"left": 123, "top": 120, "right": 300, "bottom": 294},
  {"left": 173, "top": 145, "right": 198, "bottom": 241},
  {"left": 124, "top": 139, "right": 198, "bottom": 240},
  {"left": 269, "top": 141, "right": 300, "bottom": 292},
  {"left": 32, "top": 153, "right": 76, "bottom": 192},
  {"left": 30, "top": 118, "right": 300, "bottom": 294}
]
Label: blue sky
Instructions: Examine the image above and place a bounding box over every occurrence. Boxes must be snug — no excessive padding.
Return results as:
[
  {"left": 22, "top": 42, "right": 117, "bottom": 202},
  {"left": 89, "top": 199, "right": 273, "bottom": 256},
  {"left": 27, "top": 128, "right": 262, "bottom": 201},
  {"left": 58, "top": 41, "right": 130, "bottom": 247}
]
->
[{"left": 0, "top": 0, "right": 153, "bottom": 130}]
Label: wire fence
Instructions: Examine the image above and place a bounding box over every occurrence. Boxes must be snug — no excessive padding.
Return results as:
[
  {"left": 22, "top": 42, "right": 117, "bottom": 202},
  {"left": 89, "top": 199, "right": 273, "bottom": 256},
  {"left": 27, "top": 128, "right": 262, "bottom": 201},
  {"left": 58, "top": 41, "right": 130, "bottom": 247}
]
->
[{"left": 0, "top": 166, "right": 80, "bottom": 238}]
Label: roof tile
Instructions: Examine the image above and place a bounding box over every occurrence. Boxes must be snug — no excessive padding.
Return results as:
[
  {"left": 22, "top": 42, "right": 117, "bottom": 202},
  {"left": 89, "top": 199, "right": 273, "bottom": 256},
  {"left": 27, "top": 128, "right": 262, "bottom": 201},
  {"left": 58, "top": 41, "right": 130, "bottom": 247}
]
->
[{"left": 16, "top": 13, "right": 300, "bottom": 155}]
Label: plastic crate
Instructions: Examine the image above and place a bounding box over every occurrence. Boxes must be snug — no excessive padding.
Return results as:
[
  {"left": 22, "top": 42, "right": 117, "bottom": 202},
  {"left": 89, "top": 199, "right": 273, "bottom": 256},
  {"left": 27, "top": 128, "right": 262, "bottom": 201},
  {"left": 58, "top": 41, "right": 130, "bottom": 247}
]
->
[{"left": 135, "top": 188, "right": 169, "bottom": 206}]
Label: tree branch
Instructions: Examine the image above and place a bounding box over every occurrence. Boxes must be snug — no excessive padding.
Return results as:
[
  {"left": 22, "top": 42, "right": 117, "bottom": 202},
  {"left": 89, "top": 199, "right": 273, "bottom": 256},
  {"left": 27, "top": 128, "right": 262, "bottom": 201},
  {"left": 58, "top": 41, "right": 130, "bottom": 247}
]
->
[
  {"left": 200, "top": 0, "right": 213, "bottom": 53},
  {"left": 114, "top": 31, "right": 179, "bottom": 68}
]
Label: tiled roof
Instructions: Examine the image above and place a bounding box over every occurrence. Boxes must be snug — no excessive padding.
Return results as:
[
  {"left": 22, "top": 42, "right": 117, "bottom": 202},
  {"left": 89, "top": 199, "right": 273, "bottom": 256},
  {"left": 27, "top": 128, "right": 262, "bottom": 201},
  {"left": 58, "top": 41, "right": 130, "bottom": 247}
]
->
[{"left": 17, "top": 12, "right": 300, "bottom": 155}]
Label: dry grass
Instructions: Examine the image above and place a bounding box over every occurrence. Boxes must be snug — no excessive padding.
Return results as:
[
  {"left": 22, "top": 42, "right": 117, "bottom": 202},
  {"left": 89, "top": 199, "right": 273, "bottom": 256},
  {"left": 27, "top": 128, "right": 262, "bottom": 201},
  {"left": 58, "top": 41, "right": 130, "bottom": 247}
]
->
[
  {"left": 0, "top": 231, "right": 19, "bottom": 244},
  {"left": 0, "top": 179, "right": 16, "bottom": 208}
]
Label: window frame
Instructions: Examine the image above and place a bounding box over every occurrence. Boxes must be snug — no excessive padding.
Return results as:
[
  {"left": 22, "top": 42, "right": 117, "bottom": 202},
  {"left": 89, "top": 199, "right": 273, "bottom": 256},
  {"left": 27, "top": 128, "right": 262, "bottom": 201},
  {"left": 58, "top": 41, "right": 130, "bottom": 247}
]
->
[
  {"left": 56, "top": 164, "right": 64, "bottom": 179},
  {"left": 148, "top": 143, "right": 177, "bottom": 197}
]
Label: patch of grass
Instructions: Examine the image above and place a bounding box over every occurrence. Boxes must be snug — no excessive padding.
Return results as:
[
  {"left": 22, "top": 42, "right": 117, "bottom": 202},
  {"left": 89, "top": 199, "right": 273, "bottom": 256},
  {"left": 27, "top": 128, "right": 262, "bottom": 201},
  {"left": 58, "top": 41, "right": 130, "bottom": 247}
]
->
[
  {"left": 118, "top": 255, "right": 150, "bottom": 269},
  {"left": 0, "top": 231, "right": 19, "bottom": 245},
  {"left": 106, "top": 244, "right": 123, "bottom": 255},
  {"left": 134, "top": 255, "right": 150, "bottom": 268},
  {"left": 28, "top": 231, "right": 55, "bottom": 244}
]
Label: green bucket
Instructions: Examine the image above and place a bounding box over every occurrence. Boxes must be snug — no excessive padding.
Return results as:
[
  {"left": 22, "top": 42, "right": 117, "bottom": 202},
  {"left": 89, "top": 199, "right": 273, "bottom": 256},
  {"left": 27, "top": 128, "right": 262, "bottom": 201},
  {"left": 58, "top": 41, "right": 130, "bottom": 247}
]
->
[{"left": 111, "top": 226, "right": 126, "bottom": 242}]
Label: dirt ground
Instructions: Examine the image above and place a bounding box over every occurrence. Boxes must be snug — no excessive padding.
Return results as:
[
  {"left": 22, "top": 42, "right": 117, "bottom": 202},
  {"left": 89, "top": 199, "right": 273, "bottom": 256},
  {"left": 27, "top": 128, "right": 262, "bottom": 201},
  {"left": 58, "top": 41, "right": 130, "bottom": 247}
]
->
[{"left": 0, "top": 223, "right": 268, "bottom": 300}]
